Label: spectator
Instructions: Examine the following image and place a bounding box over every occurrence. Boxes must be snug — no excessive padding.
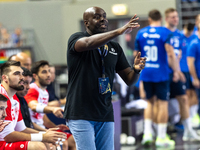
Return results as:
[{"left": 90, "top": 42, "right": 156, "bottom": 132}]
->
[
  {"left": 0, "top": 28, "right": 12, "bottom": 48},
  {"left": 11, "top": 27, "right": 23, "bottom": 47}
]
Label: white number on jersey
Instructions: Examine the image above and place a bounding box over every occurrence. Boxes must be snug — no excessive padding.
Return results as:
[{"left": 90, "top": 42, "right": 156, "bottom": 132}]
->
[{"left": 144, "top": 46, "right": 158, "bottom": 62}]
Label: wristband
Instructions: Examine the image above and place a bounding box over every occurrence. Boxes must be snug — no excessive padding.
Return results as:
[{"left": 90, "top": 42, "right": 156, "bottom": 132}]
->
[
  {"left": 31, "top": 133, "right": 43, "bottom": 141},
  {"left": 133, "top": 65, "right": 141, "bottom": 74},
  {"left": 36, "top": 103, "right": 46, "bottom": 113}
]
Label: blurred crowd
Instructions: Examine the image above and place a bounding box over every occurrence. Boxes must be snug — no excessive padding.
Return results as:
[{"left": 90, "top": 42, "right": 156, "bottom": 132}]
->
[{"left": 0, "top": 23, "right": 25, "bottom": 48}]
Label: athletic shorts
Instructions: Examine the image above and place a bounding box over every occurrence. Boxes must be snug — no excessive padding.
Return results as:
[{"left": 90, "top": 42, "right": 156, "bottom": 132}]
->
[
  {"left": 182, "top": 72, "right": 194, "bottom": 89},
  {"left": 143, "top": 81, "right": 170, "bottom": 101},
  {"left": 0, "top": 141, "right": 29, "bottom": 150},
  {"left": 57, "top": 129, "right": 72, "bottom": 139},
  {"left": 169, "top": 73, "right": 186, "bottom": 98}
]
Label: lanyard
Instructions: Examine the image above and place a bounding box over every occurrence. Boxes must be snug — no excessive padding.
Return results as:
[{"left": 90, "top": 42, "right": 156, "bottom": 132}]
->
[{"left": 97, "top": 45, "right": 108, "bottom": 78}]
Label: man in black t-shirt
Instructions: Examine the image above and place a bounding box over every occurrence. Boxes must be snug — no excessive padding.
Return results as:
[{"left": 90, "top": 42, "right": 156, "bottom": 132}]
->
[{"left": 64, "top": 6, "right": 146, "bottom": 150}]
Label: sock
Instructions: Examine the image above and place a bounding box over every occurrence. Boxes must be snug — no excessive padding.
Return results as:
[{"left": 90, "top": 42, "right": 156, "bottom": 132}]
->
[
  {"left": 190, "top": 105, "right": 198, "bottom": 118},
  {"left": 157, "top": 123, "right": 167, "bottom": 139},
  {"left": 153, "top": 122, "right": 158, "bottom": 130},
  {"left": 144, "top": 119, "right": 152, "bottom": 135},
  {"left": 152, "top": 122, "right": 158, "bottom": 136},
  {"left": 182, "top": 118, "right": 194, "bottom": 136},
  {"left": 182, "top": 118, "right": 200, "bottom": 139}
]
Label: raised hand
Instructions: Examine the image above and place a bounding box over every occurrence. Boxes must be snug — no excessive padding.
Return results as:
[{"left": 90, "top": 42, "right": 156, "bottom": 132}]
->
[
  {"left": 134, "top": 52, "right": 146, "bottom": 71},
  {"left": 120, "top": 14, "right": 140, "bottom": 34}
]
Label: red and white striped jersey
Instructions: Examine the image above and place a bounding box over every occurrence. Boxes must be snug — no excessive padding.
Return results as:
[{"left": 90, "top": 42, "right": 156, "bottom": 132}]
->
[
  {"left": 0, "top": 84, "right": 26, "bottom": 141},
  {"left": 24, "top": 82, "right": 49, "bottom": 127}
]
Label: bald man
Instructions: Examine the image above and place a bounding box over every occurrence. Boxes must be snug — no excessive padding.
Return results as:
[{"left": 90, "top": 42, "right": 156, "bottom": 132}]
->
[
  {"left": 9, "top": 52, "right": 32, "bottom": 70},
  {"left": 64, "top": 6, "right": 146, "bottom": 150}
]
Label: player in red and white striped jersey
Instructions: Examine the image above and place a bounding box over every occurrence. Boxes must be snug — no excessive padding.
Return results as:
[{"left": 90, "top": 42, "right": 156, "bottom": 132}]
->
[
  {"left": 0, "top": 94, "right": 10, "bottom": 133},
  {"left": 0, "top": 61, "right": 66, "bottom": 150}
]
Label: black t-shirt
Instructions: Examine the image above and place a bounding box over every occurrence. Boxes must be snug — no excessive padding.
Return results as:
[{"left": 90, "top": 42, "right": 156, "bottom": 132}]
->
[
  {"left": 17, "top": 94, "right": 34, "bottom": 128},
  {"left": 63, "top": 31, "right": 130, "bottom": 122}
]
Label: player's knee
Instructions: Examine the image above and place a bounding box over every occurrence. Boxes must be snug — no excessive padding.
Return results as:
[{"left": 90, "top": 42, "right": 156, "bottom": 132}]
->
[
  {"left": 37, "top": 143, "right": 48, "bottom": 150},
  {"left": 28, "top": 142, "right": 48, "bottom": 150},
  {"left": 179, "top": 95, "right": 188, "bottom": 104},
  {"left": 68, "top": 136, "right": 76, "bottom": 148},
  {"left": 183, "top": 95, "right": 188, "bottom": 101},
  {"left": 63, "top": 140, "right": 68, "bottom": 149}
]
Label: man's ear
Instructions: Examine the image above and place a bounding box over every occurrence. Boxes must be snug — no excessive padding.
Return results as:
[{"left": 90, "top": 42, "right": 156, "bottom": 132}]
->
[
  {"left": 84, "top": 20, "right": 89, "bottom": 28},
  {"left": 33, "top": 73, "right": 37, "bottom": 80},
  {"left": 2, "top": 75, "right": 8, "bottom": 83}
]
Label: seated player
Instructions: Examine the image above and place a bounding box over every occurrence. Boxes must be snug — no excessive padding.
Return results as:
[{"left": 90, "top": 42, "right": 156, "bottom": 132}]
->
[
  {"left": 24, "top": 60, "right": 76, "bottom": 150},
  {"left": 0, "top": 94, "right": 10, "bottom": 132},
  {"left": 0, "top": 60, "right": 66, "bottom": 150}
]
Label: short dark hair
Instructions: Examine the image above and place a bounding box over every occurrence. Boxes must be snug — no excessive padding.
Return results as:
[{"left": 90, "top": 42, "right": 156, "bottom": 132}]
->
[
  {"left": 148, "top": 9, "right": 162, "bottom": 21},
  {"left": 21, "top": 67, "right": 32, "bottom": 77},
  {"left": 31, "top": 60, "right": 49, "bottom": 75},
  {"left": 0, "top": 61, "right": 21, "bottom": 76},
  {"left": 184, "top": 22, "right": 195, "bottom": 32},
  {"left": 0, "top": 94, "right": 9, "bottom": 102}
]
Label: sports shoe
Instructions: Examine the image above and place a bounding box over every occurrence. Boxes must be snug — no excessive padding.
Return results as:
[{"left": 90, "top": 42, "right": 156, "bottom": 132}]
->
[
  {"left": 182, "top": 131, "right": 200, "bottom": 141},
  {"left": 191, "top": 114, "right": 200, "bottom": 128},
  {"left": 155, "top": 137, "right": 175, "bottom": 147},
  {"left": 141, "top": 133, "right": 153, "bottom": 145}
]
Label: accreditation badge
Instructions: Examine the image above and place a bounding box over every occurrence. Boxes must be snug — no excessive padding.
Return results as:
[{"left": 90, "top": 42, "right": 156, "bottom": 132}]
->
[{"left": 98, "top": 77, "right": 111, "bottom": 94}]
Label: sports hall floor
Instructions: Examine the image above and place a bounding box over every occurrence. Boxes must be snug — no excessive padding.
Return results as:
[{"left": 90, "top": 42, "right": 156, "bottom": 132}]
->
[{"left": 121, "top": 129, "right": 200, "bottom": 150}]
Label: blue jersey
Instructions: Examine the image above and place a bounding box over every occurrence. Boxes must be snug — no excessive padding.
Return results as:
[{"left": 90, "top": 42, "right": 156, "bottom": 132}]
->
[
  {"left": 187, "top": 38, "right": 200, "bottom": 78},
  {"left": 167, "top": 29, "right": 183, "bottom": 73},
  {"left": 180, "top": 34, "right": 198, "bottom": 72},
  {"left": 192, "top": 26, "right": 198, "bottom": 35},
  {"left": 135, "top": 26, "right": 170, "bottom": 82}
]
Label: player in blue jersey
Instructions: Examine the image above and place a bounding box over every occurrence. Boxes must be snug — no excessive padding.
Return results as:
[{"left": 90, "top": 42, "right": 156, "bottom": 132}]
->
[
  {"left": 135, "top": 9, "right": 179, "bottom": 147},
  {"left": 187, "top": 23, "right": 200, "bottom": 125},
  {"left": 181, "top": 23, "right": 199, "bottom": 128},
  {"left": 165, "top": 8, "right": 200, "bottom": 141},
  {"left": 193, "top": 14, "right": 200, "bottom": 35}
]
